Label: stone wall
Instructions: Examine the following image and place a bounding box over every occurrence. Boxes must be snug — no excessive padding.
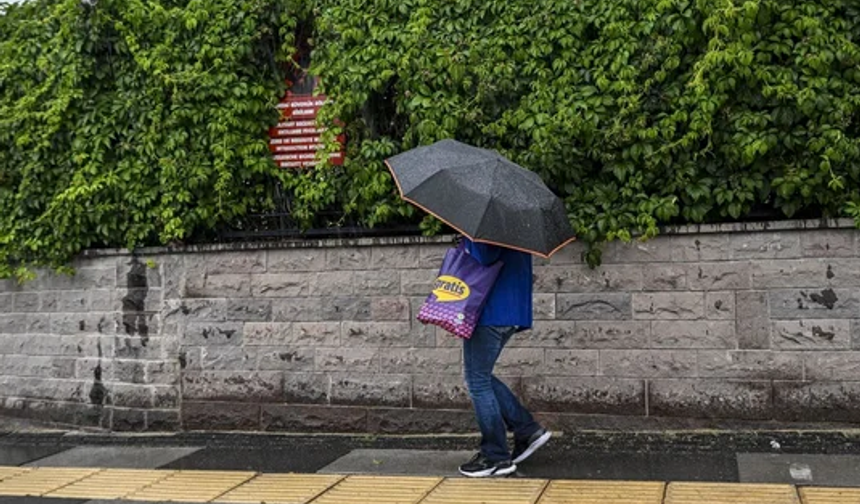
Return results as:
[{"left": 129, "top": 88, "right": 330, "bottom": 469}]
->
[{"left": 1, "top": 221, "right": 859, "bottom": 432}]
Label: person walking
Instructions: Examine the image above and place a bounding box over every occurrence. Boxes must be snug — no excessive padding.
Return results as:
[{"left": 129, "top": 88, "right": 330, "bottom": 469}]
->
[{"left": 457, "top": 237, "right": 552, "bottom": 478}]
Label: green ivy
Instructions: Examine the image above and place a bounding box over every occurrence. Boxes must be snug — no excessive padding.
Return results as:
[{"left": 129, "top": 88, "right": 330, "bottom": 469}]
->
[{"left": 3, "top": 0, "right": 860, "bottom": 276}]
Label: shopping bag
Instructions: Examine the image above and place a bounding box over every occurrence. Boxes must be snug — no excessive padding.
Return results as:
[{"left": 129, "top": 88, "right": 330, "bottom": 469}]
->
[{"left": 416, "top": 242, "right": 503, "bottom": 339}]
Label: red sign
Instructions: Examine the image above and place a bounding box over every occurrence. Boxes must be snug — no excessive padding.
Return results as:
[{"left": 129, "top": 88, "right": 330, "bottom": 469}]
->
[{"left": 270, "top": 94, "right": 345, "bottom": 169}]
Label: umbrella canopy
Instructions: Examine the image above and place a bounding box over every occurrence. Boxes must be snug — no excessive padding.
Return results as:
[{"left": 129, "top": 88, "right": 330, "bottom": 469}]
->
[{"left": 385, "top": 139, "right": 575, "bottom": 258}]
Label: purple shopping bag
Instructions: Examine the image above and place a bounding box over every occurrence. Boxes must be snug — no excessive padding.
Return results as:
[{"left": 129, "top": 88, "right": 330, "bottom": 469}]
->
[{"left": 417, "top": 242, "right": 503, "bottom": 339}]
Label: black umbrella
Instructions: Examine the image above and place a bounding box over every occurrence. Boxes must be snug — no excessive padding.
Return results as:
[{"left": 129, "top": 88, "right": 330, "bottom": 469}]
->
[{"left": 385, "top": 139, "right": 575, "bottom": 258}]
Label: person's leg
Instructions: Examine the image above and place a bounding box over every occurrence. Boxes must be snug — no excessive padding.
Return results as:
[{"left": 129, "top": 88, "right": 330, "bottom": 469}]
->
[
  {"left": 463, "top": 326, "right": 510, "bottom": 462},
  {"left": 491, "top": 376, "right": 540, "bottom": 440}
]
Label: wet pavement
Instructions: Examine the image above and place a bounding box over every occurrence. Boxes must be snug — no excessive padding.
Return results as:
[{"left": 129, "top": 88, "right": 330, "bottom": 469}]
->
[{"left": 1, "top": 415, "right": 860, "bottom": 503}]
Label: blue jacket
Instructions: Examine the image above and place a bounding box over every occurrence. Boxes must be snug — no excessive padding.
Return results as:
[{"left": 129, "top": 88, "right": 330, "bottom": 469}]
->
[{"left": 464, "top": 239, "right": 533, "bottom": 330}]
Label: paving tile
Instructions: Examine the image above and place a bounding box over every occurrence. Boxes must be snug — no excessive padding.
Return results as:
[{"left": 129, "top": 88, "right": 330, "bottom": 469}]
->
[
  {"left": 215, "top": 473, "right": 343, "bottom": 504},
  {"left": 0, "top": 468, "right": 101, "bottom": 497},
  {"left": 800, "top": 488, "right": 860, "bottom": 504},
  {"left": 28, "top": 447, "right": 200, "bottom": 469},
  {"left": 666, "top": 482, "right": 800, "bottom": 504},
  {"left": 0, "top": 447, "right": 67, "bottom": 467},
  {"left": 738, "top": 454, "right": 860, "bottom": 488},
  {"left": 313, "top": 476, "right": 441, "bottom": 504},
  {"left": 318, "top": 450, "right": 473, "bottom": 477},
  {"left": 125, "top": 471, "right": 256, "bottom": 503},
  {"left": 46, "top": 470, "right": 175, "bottom": 500},
  {"left": 538, "top": 480, "right": 664, "bottom": 504},
  {"left": 421, "top": 478, "right": 548, "bottom": 504}
]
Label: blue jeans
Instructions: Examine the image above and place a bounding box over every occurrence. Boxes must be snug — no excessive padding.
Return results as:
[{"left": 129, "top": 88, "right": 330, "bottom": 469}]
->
[{"left": 463, "top": 325, "right": 540, "bottom": 462}]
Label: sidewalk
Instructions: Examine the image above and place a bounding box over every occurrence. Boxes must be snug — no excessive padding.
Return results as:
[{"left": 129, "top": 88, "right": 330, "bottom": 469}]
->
[{"left": 1, "top": 421, "right": 860, "bottom": 503}]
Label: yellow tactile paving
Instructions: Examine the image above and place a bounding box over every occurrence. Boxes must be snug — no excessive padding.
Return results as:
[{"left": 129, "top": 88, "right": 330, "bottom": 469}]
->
[
  {"left": 800, "top": 487, "right": 860, "bottom": 504},
  {"left": 215, "top": 473, "right": 344, "bottom": 504},
  {"left": 538, "top": 480, "right": 665, "bottom": 504},
  {"left": 0, "top": 466, "right": 31, "bottom": 482},
  {"left": 421, "top": 478, "right": 548, "bottom": 504},
  {"left": 313, "top": 475, "right": 442, "bottom": 504},
  {"left": 0, "top": 467, "right": 102, "bottom": 496},
  {"left": 46, "top": 469, "right": 176, "bottom": 499},
  {"left": 666, "top": 483, "right": 800, "bottom": 504},
  {"left": 125, "top": 470, "right": 256, "bottom": 502}
]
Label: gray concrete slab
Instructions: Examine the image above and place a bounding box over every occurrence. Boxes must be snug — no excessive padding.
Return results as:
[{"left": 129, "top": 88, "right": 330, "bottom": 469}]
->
[
  {"left": 318, "top": 449, "right": 474, "bottom": 477},
  {"left": 737, "top": 453, "right": 860, "bottom": 487},
  {"left": 0, "top": 445, "right": 67, "bottom": 466},
  {"left": 26, "top": 446, "right": 201, "bottom": 469}
]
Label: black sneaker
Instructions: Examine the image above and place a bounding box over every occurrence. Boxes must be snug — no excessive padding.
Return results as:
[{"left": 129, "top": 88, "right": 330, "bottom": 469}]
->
[
  {"left": 512, "top": 428, "right": 552, "bottom": 464},
  {"left": 458, "top": 453, "right": 517, "bottom": 478}
]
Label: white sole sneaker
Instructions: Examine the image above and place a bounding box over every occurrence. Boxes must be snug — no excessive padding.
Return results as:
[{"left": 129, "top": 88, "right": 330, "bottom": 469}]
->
[
  {"left": 459, "top": 463, "right": 518, "bottom": 478},
  {"left": 513, "top": 430, "right": 552, "bottom": 464}
]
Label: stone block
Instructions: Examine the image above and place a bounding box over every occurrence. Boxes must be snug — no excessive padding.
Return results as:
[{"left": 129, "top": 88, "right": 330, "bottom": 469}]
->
[
  {"left": 774, "top": 381, "right": 860, "bottom": 423},
  {"left": 772, "top": 319, "right": 851, "bottom": 350},
  {"left": 316, "top": 347, "right": 379, "bottom": 372},
  {"left": 600, "top": 350, "right": 697, "bottom": 378},
  {"left": 355, "top": 271, "right": 400, "bottom": 296},
  {"left": 181, "top": 371, "right": 283, "bottom": 402},
  {"left": 0, "top": 355, "right": 75, "bottom": 379},
  {"left": 0, "top": 376, "right": 88, "bottom": 403},
  {"left": 0, "top": 334, "right": 106, "bottom": 357},
  {"left": 400, "top": 269, "right": 438, "bottom": 296},
  {"left": 183, "top": 401, "right": 261, "bottom": 431},
  {"left": 111, "top": 408, "right": 147, "bottom": 432},
  {"left": 325, "top": 248, "right": 371, "bottom": 270},
  {"left": 321, "top": 297, "right": 371, "bottom": 321},
  {"left": 185, "top": 322, "right": 243, "bottom": 346},
  {"left": 329, "top": 373, "right": 411, "bottom": 407},
  {"left": 505, "top": 321, "right": 574, "bottom": 348},
  {"left": 412, "top": 374, "right": 470, "bottom": 409},
  {"left": 255, "top": 347, "right": 315, "bottom": 371},
  {"left": 262, "top": 404, "right": 367, "bottom": 432},
  {"left": 804, "top": 352, "right": 860, "bottom": 381},
  {"left": 283, "top": 373, "right": 330, "bottom": 404},
  {"left": 173, "top": 299, "right": 271, "bottom": 322},
  {"left": 13, "top": 292, "right": 40, "bottom": 312},
  {"left": 826, "top": 259, "right": 860, "bottom": 288},
  {"left": 633, "top": 293, "right": 704, "bottom": 320},
  {"left": 88, "top": 289, "right": 114, "bottom": 311},
  {"left": 650, "top": 321, "right": 735, "bottom": 349},
  {"left": 266, "top": 249, "right": 326, "bottom": 272},
  {"left": 533, "top": 294, "right": 556, "bottom": 320},
  {"left": 292, "top": 322, "right": 341, "bottom": 347},
  {"left": 751, "top": 259, "right": 843, "bottom": 289},
  {"left": 533, "top": 265, "right": 643, "bottom": 293},
  {"left": 642, "top": 265, "right": 688, "bottom": 291},
  {"left": 495, "top": 348, "right": 545, "bottom": 375},
  {"left": 706, "top": 292, "right": 735, "bottom": 320},
  {"left": 341, "top": 321, "right": 413, "bottom": 347},
  {"left": 117, "top": 258, "right": 162, "bottom": 288},
  {"left": 367, "top": 408, "right": 476, "bottom": 434},
  {"left": 116, "top": 288, "right": 163, "bottom": 313},
  {"left": 146, "top": 409, "right": 181, "bottom": 431},
  {"left": 607, "top": 239, "right": 673, "bottom": 263},
  {"left": 371, "top": 297, "right": 411, "bottom": 321},
  {"left": 371, "top": 246, "right": 420, "bottom": 269},
  {"left": 250, "top": 274, "right": 310, "bottom": 297},
  {"left": 670, "top": 235, "right": 731, "bottom": 262},
  {"left": 548, "top": 242, "right": 587, "bottom": 265},
  {"left": 729, "top": 232, "right": 802, "bottom": 260},
  {"left": 311, "top": 272, "right": 354, "bottom": 296},
  {"left": 0, "top": 293, "right": 11, "bottom": 311},
  {"left": 50, "top": 313, "right": 117, "bottom": 335},
  {"left": 544, "top": 350, "right": 599, "bottom": 376},
  {"left": 43, "top": 268, "right": 116, "bottom": 291},
  {"left": 113, "top": 335, "right": 164, "bottom": 360},
  {"left": 697, "top": 351, "right": 803, "bottom": 380},
  {"left": 687, "top": 262, "right": 752, "bottom": 291},
  {"left": 419, "top": 244, "right": 451, "bottom": 268},
  {"left": 854, "top": 320, "right": 860, "bottom": 350},
  {"left": 198, "top": 347, "right": 256, "bottom": 371},
  {"left": 186, "top": 274, "right": 251, "bottom": 298},
  {"left": 243, "top": 322, "right": 292, "bottom": 346},
  {"left": 198, "top": 251, "right": 266, "bottom": 275},
  {"left": 649, "top": 380, "right": 772, "bottom": 420},
  {"left": 224, "top": 299, "right": 271, "bottom": 322},
  {"left": 108, "top": 383, "right": 153, "bottom": 408},
  {"left": 113, "top": 359, "right": 146, "bottom": 384},
  {"left": 801, "top": 230, "right": 856, "bottom": 258},
  {"left": 75, "top": 358, "right": 113, "bottom": 381},
  {"left": 0, "top": 314, "right": 49, "bottom": 334},
  {"left": 272, "top": 298, "right": 322, "bottom": 322},
  {"left": 160, "top": 255, "right": 185, "bottom": 300},
  {"left": 151, "top": 385, "right": 180, "bottom": 408},
  {"left": 522, "top": 376, "right": 645, "bottom": 415},
  {"left": 736, "top": 291, "right": 771, "bottom": 350},
  {"left": 380, "top": 348, "right": 461, "bottom": 374},
  {"left": 556, "top": 293, "right": 632, "bottom": 320},
  {"left": 573, "top": 321, "right": 650, "bottom": 349}
]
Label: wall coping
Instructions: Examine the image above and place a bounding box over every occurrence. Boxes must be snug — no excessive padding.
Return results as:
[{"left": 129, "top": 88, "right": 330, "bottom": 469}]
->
[{"left": 80, "top": 218, "right": 857, "bottom": 258}]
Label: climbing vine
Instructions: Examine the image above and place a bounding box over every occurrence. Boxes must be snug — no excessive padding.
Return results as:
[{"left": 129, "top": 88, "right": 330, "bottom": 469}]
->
[{"left": 2, "top": 0, "right": 860, "bottom": 276}]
